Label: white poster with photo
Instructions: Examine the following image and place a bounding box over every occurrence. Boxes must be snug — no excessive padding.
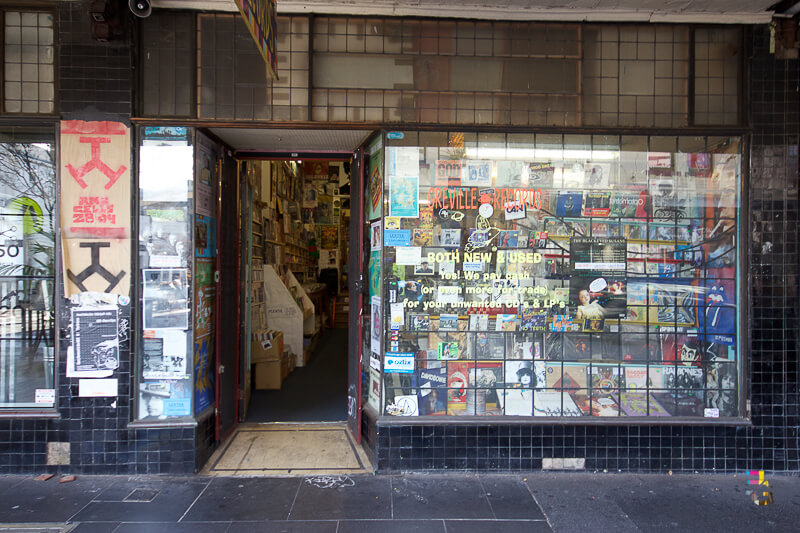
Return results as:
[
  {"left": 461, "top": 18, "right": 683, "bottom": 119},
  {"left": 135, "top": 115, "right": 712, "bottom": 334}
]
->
[
  {"left": 142, "top": 268, "right": 190, "bottom": 330},
  {"left": 319, "top": 249, "right": 338, "bottom": 269},
  {"left": 142, "top": 330, "right": 189, "bottom": 380},
  {"left": 370, "top": 221, "right": 382, "bottom": 251}
]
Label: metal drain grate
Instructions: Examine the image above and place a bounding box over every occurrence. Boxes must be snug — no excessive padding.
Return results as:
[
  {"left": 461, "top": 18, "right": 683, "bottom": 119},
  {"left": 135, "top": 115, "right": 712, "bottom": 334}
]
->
[{"left": 123, "top": 488, "right": 160, "bottom": 502}]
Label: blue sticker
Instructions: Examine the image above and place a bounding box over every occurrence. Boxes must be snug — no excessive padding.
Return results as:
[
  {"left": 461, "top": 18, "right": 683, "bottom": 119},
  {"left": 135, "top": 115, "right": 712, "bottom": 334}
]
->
[
  {"left": 387, "top": 132, "right": 405, "bottom": 139},
  {"left": 163, "top": 398, "right": 191, "bottom": 417},
  {"left": 384, "top": 352, "right": 415, "bottom": 373},
  {"left": 384, "top": 229, "right": 412, "bottom": 247}
]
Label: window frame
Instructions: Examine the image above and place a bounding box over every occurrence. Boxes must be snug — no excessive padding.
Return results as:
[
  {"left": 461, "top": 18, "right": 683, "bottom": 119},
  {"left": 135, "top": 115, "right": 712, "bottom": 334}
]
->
[
  {"left": 0, "top": 117, "right": 60, "bottom": 416},
  {"left": 0, "top": 5, "right": 59, "bottom": 117}
]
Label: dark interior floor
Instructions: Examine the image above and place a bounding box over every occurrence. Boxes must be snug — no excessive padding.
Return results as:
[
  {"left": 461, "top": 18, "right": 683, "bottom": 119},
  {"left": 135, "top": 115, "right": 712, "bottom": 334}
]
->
[{"left": 246, "top": 328, "right": 348, "bottom": 422}]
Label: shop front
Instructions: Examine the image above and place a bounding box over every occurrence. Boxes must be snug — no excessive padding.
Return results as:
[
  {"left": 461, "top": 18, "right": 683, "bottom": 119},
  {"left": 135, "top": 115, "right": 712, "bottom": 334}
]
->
[{"left": 0, "top": 3, "right": 797, "bottom": 475}]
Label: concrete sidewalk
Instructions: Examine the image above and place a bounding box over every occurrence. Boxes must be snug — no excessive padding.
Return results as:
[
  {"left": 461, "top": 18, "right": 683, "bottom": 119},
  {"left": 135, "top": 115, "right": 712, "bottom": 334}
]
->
[{"left": 0, "top": 471, "right": 797, "bottom": 532}]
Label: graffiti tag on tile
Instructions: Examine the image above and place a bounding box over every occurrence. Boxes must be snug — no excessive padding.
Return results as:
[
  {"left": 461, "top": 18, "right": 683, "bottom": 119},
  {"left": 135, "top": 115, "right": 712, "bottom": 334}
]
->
[{"left": 304, "top": 475, "right": 355, "bottom": 489}]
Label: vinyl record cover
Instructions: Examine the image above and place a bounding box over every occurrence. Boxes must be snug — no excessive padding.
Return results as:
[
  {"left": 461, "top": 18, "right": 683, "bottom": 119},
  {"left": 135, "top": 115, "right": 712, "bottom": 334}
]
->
[
  {"left": 534, "top": 390, "right": 582, "bottom": 416},
  {"left": 446, "top": 361, "right": 470, "bottom": 412},
  {"left": 418, "top": 366, "right": 447, "bottom": 415},
  {"left": 615, "top": 391, "right": 670, "bottom": 416}
]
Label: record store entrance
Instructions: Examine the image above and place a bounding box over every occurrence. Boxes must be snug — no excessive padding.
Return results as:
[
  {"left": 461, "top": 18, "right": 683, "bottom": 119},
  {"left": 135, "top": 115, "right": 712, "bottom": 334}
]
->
[{"left": 204, "top": 128, "right": 374, "bottom": 473}]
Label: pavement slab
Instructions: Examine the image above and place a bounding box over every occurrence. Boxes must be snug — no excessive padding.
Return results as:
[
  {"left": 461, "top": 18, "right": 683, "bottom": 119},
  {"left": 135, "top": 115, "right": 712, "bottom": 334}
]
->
[
  {"left": 70, "top": 523, "right": 120, "bottom": 533},
  {"left": 443, "top": 519, "right": 553, "bottom": 533},
  {"left": 478, "top": 475, "right": 547, "bottom": 519},
  {"left": 337, "top": 519, "right": 446, "bottom": 533},
  {"left": 69, "top": 478, "right": 209, "bottom": 523},
  {"left": 391, "top": 475, "right": 494, "bottom": 520},
  {"left": 181, "top": 477, "right": 301, "bottom": 522},
  {"left": 226, "top": 521, "right": 337, "bottom": 533},
  {"left": 0, "top": 476, "right": 114, "bottom": 523},
  {"left": 112, "top": 523, "right": 231, "bottom": 532},
  {"left": 289, "top": 474, "right": 392, "bottom": 520}
]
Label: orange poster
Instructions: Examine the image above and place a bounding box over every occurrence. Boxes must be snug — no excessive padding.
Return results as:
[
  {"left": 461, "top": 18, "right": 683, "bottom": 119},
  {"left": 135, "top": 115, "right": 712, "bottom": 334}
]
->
[{"left": 60, "top": 120, "right": 131, "bottom": 296}]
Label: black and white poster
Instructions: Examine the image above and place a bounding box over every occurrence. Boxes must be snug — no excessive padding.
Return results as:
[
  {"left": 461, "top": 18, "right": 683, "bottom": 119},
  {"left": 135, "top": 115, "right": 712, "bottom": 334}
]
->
[
  {"left": 68, "top": 307, "right": 119, "bottom": 377},
  {"left": 143, "top": 268, "right": 190, "bottom": 330},
  {"left": 142, "top": 330, "right": 189, "bottom": 380}
]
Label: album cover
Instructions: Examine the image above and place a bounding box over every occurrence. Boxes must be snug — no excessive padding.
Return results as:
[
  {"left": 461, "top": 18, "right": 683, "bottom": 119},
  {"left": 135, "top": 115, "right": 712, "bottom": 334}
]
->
[
  {"left": 622, "top": 365, "right": 648, "bottom": 389},
  {"left": 520, "top": 308, "right": 547, "bottom": 332},
  {"left": 446, "top": 361, "right": 470, "bottom": 412},
  {"left": 418, "top": 366, "right": 447, "bottom": 415},
  {"left": 534, "top": 390, "right": 582, "bottom": 416},
  {"left": 590, "top": 396, "right": 620, "bottom": 417},
  {"left": 506, "top": 335, "right": 534, "bottom": 360},
  {"left": 555, "top": 192, "right": 584, "bottom": 217},
  {"left": 439, "top": 313, "right": 458, "bottom": 331},
  {"left": 498, "top": 230, "right": 519, "bottom": 248},
  {"left": 413, "top": 260, "right": 435, "bottom": 275},
  {"left": 609, "top": 191, "right": 641, "bottom": 217},
  {"left": 496, "top": 160, "right": 526, "bottom": 187},
  {"left": 590, "top": 364, "right": 620, "bottom": 393},
  {"left": 674, "top": 366, "right": 704, "bottom": 391},
  {"left": 469, "top": 314, "right": 489, "bottom": 331},
  {"left": 495, "top": 314, "right": 517, "bottom": 331},
  {"left": 545, "top": 361, "right": 589, "bottom": 391},
  {"left": 412, "top": 228, "right": 433, "bottom": 246},
  {"left": 615, "top": 391, "right": 670, "bottom": 416},
  {"left": 705, "top": 359, "right": 737, "bottom": 416},
  {"left": 528, "top": 162, "right": 555, "bottom": 188},
  {"left": 583, "top": 192, "right": 611, "bottom": 216},
  {"left": 437, "top": 228, "right": 462, "bottom": 248},
  {"left": 474, "top": 361, "right": 503, "bottom": 410},
  {"left": 438, "top": 341, "right": 459, "bottom": 360},
  {"left": 502, "top": 388, "right": 533, "bottom": 416},
  {"left": 486, "top": 332, "right": 506, "bottom": 359},
  {"left": 410, "top": 314, "right": 430, "bottom": 331}
]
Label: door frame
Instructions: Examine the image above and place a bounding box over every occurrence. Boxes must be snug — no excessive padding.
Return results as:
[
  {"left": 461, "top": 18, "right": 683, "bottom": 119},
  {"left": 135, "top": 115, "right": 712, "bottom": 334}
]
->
[
  {"left": 214, "top": 151, "right": 241, "bottom": 442},
  {"left": 232, "top": 150, "right": 357, "bottom": 433}
]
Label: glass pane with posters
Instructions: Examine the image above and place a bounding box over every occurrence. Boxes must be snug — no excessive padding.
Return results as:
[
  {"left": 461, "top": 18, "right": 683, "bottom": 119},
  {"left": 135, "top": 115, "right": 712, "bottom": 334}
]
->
[
  {"left": 137, "top": 127, "right": 194, "bottom": 420},
  {"left": 382, "top": 132, "right": 741, "bottom": 419},
  {"left": 0, "top": 126, "right": 56, "bottom": 408}
]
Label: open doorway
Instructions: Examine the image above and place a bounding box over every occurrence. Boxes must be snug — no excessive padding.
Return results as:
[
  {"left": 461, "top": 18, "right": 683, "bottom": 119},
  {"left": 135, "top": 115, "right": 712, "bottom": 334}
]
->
[
  {"left": 241, "top": 157, "right": 352, "bottom": 424},
  {"left": 200, "top": 127, "right": 374, "bottom": 474}
]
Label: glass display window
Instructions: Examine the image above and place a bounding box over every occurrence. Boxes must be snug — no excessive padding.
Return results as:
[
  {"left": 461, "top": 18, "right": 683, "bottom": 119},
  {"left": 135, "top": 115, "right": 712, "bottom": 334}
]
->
[
  {"left": 381, "top": 132, "right": 742, "bottom": 419},
  {"left": 0, "top": 126, "right": 56, "bottom": 408},
  {"left": 136, "top": 126, "right": 195, "bottom": 421}
]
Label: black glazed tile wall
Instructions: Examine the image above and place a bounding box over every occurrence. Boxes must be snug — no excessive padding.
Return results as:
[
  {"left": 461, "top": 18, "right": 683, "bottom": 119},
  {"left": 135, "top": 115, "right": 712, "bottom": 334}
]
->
[
  {"left": 0, "top": 2, "right": 200, "bottom": 475},
  {"left": 376, "top": 25, "right": 799, "bottom": 473}
]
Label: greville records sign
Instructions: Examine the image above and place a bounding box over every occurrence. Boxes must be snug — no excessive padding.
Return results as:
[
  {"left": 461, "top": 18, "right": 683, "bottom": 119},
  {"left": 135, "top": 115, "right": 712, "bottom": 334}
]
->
[{"left": 234, "top": 0, "right": 278, "bottom": 80}]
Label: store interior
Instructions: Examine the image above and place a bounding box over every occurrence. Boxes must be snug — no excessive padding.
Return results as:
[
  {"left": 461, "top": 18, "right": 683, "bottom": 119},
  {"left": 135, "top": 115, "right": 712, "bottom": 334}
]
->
[{"left": 241, "top": 156, "right": 353, "bottom": 423}]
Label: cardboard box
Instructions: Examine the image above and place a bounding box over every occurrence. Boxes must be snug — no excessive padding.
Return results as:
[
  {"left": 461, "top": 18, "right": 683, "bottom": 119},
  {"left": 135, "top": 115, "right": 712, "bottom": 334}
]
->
[
  {"left": 251, "top": 330, "right": 283, "bottom": 363},
  {"left": 281, "top": 355, "right": 290, "bottom": 380},
  {"left": 254, "top": 360, "right": 282, "bottom": 390}
]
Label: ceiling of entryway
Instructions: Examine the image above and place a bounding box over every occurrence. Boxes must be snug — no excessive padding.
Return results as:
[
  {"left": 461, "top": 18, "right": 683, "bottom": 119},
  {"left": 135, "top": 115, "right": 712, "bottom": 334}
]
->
[
  {"left": 209, "top": 127, "right": 374, "bottom": 153},
  {"left": 152, "top": 0, "right": 786, "bottom": 23}
]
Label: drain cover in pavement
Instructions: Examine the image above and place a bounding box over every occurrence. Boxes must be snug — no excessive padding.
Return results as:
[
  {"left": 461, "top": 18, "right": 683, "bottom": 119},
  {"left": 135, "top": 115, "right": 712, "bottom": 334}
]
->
[{"left": 124, "top": 488, "right": 160, "bottom": 502}]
